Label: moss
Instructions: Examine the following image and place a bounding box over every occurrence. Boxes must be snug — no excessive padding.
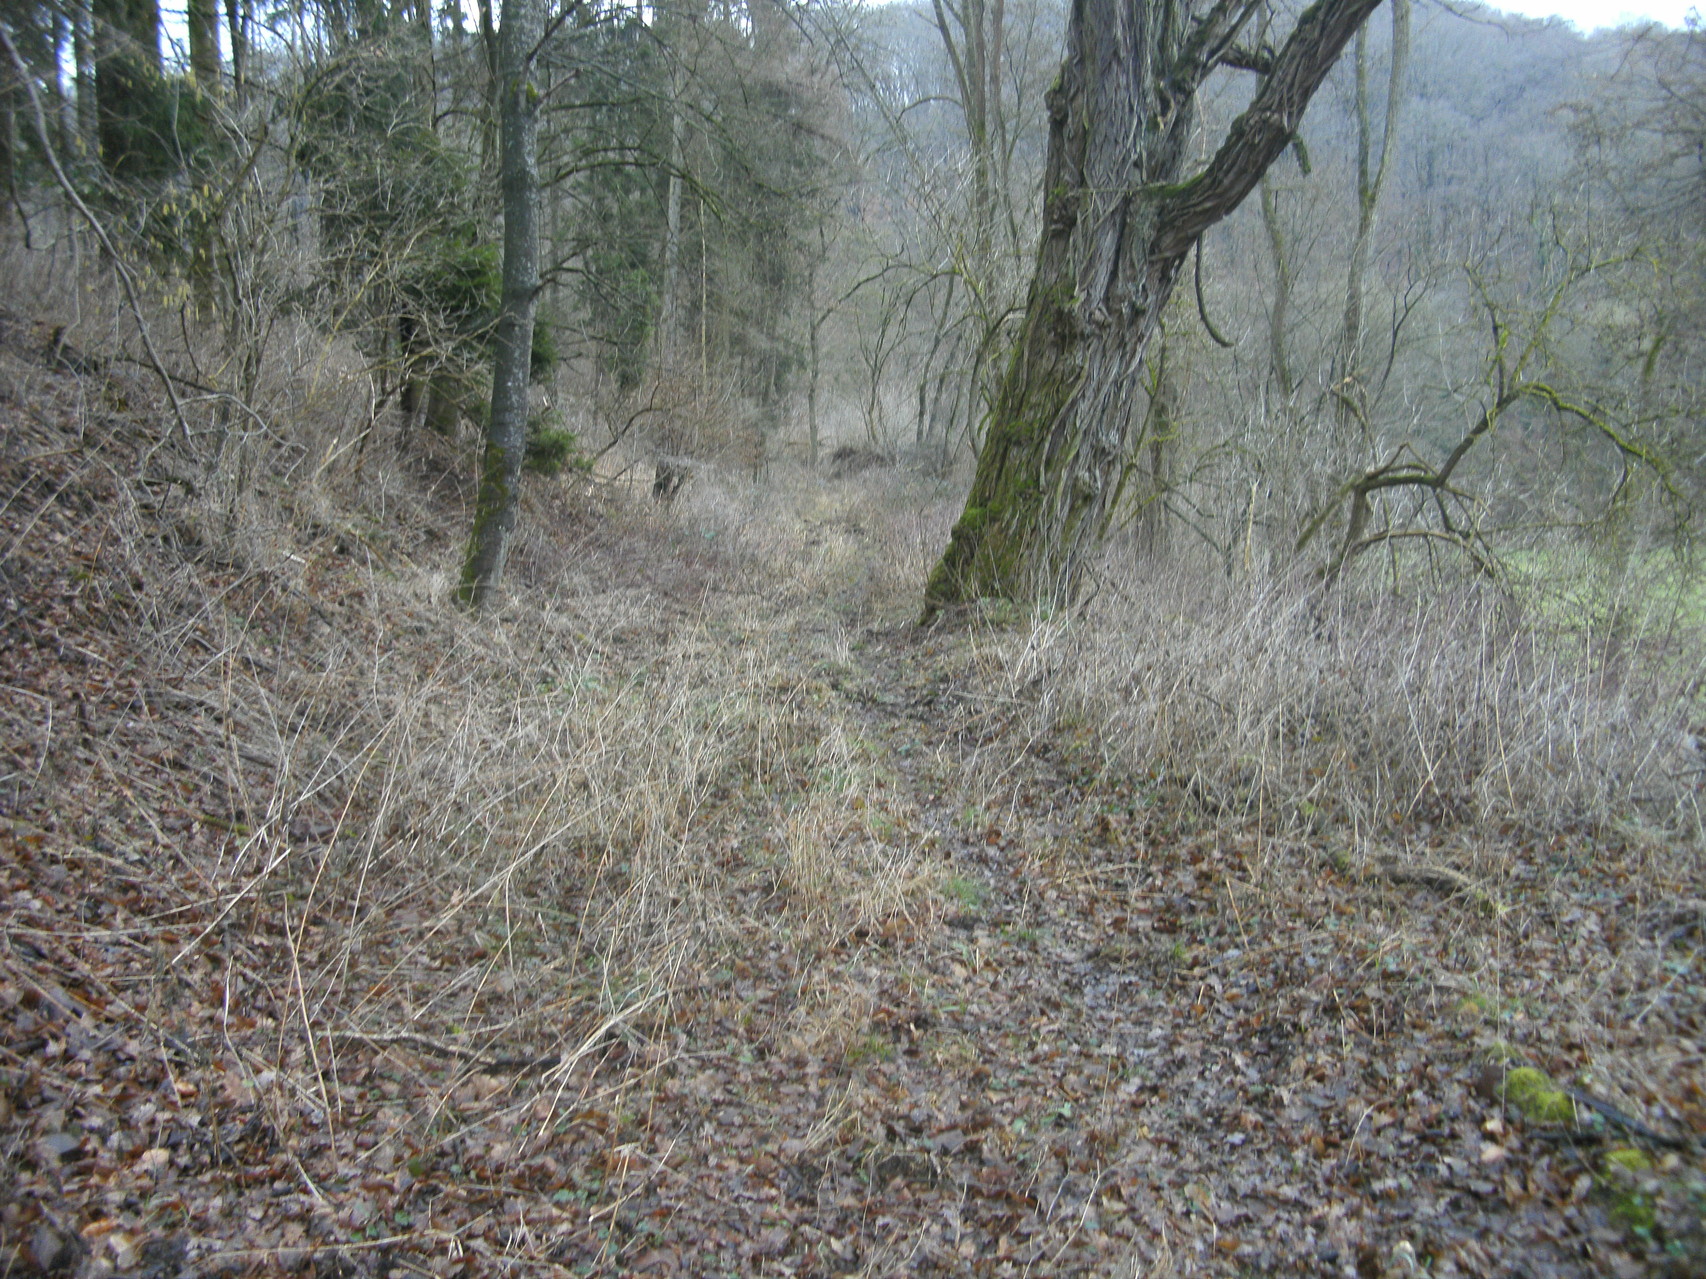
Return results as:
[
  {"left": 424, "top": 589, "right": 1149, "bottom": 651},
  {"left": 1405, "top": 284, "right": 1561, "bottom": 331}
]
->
[
  {"left": 1604, "top": 1147, "right": 1654, "bottom": 1175},
  {"left": 1609, "top": 1183, "right": 1658, "bottom": 1236},
  {"left": 845, "top": 1033, "right": 894, "bottom": 1065},
  {"left": 1141, "top": 168, "right": 1209, "bottom": 202},
  {"left": 924, "top": 249, "right": 1097, "bottom": 614},
  {"left": 944, "top": 875, "right": 987, "bottom": 911},
  {"left": 458, "top": 443, "right": 512, "bottom": 607},
  {"left": 976, "top": 598, "right": 1027, "bottom": 627},
  {"left": 1501, "top": 1066, "right": 1576, "bottom": 1124}
]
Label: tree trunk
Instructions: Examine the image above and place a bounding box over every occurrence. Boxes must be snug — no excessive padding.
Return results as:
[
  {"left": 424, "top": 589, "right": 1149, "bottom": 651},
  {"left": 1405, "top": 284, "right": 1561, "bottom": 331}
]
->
[
  {"left": 459, "top": 0, "right": 541, "bottom": 610},
  {"left": 93, "top": 0, "right": 162, "bottom": 184},
  {"left": 931, "top": 0, "right": 1000, "bottom": 263},
  {"left": 807, "top": 240, "right": 822, "bottom": 469},
  {"left": 1334, "top": 0, "right": 1407, "bottom": 431},
  {"left": 654, "top": 34, "right": 687, "bottom": 493},
  {"left": 0, "top": 58, "right": 16, "bottom": 227},
  {"left": 187, "top": 0, "right": 220, "bottom": 94},
  {"left": 924, "top": 0, "right": 1384, "bottom": 618},
  {"left": 1260, "top": 174, "right": 1296, "bottom": 399},
  {"left": 73, "top": 0, "right": 98, "bottom": 159},
  {"left": 1134, "top": 332, "right": 1177, "bottom": 556},
  {"left": 222, "top": 0, "right": 246, "bottom": 98},
  {"left": 424, "top": 371, "right": 463, "bottom": 436}
]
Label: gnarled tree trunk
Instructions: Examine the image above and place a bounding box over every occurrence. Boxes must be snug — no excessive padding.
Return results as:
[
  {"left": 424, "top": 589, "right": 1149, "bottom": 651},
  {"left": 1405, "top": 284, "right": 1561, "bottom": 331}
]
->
[{"left": 924, "top": 0, "right": 1385, "bottom": 618}]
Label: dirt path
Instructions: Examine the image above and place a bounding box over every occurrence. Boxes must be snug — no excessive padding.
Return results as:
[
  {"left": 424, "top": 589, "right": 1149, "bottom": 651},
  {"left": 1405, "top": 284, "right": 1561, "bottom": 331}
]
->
[{"left": 580, "top": 622, "right": 1702, "bottom": 1276}]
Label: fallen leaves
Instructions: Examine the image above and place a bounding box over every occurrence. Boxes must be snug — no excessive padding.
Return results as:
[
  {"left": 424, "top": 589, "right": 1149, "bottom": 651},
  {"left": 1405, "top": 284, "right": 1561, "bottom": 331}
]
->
[{"left": 2, "top": 315, "right": 1703, "bottom": 1278}]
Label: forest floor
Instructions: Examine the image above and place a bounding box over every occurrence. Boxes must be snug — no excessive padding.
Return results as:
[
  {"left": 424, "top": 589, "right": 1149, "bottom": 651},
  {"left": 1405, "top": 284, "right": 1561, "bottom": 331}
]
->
[{"left": 1, "top": 304, "right": 1704, "bottom": 1279}]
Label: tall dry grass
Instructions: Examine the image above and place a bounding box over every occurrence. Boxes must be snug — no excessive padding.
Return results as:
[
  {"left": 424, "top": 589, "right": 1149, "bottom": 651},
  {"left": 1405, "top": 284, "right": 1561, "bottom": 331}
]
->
[
  {"left": 0, "top": 240, "right": 956, "bottom": 1117},
  {"left": 149, "top": 477, "right": 936, "bottom": 1056},
  {"left": 1002, "top": 546, "right": 1706, "bottom": 842}
]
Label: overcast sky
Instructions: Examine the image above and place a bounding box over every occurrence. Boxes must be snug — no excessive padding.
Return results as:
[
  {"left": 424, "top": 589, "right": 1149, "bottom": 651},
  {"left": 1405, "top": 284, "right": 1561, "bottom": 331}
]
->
[{"left": 1489, "top": 1, "right": 1700, "bottom": 30}]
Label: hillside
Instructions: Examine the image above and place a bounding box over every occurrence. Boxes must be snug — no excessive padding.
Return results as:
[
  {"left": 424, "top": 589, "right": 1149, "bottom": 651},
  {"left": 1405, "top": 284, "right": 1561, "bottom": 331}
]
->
[{"left": 2, "top": 287, "right": 1704, "bottom": 1279}]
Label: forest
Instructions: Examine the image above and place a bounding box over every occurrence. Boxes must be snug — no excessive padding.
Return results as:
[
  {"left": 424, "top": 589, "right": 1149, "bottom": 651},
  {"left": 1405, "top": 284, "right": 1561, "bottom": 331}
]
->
[{"left": 0, "top": 0, "right": 1703, "bottom": 1274}]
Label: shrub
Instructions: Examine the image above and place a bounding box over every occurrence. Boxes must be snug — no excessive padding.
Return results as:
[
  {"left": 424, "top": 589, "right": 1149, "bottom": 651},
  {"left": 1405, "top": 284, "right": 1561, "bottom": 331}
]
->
[{"left": 524, "top": 426, "right": 586, "bottom": 477}]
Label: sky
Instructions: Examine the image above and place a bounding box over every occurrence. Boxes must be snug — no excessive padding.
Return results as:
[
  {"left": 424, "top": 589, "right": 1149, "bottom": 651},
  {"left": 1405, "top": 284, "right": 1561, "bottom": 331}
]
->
[{"left": 1489, "top": 1, "right": 1700, "bottom": 30}]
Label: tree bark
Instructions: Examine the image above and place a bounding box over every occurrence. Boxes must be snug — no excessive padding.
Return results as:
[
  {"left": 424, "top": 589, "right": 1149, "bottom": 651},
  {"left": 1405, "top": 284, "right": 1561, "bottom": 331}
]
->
[
  {"left": 459, "top": 0, "right": 542, "bottom": 610},
  {"left": 222, "top": 0, "right": 246, "bottom": 99},
  {"left": 0, "top": 54, "right": 16, "bottom": 227},
  {"left": 654, "top": 8, "right": 688, "bottom": 491},
  {"left": 73, "top": 0, "right": 99, "bottom": 158},
  {"left": 1259, "top": 173, "right": 1295, "bottom": 399},
  {"left": 931, "top": 0, "right": 1002, "bottom": 264},
  {"left": 1334, "top": 0, "right": 1407, "bottom": 430},
  {"left": 93, "top": 0, "right": 162, "bottom": 183},
  {"left": 924, "top": 0, "right": 1384, "bottom": 618},
  {"left": 188, "top": 0, "right": 220, "bottom": 94}
]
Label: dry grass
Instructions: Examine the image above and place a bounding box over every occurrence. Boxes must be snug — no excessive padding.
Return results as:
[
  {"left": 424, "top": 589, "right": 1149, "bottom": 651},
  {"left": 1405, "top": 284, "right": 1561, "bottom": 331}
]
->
[
  {"left": 7, "top": 248, "right": 1704, "bottom": 1273},
  {"left": 986, "top": 548, "right": 1706, "bottom": 844},
  {"left": 0, "top": 253, "right": 953, "bottom": 1105}
]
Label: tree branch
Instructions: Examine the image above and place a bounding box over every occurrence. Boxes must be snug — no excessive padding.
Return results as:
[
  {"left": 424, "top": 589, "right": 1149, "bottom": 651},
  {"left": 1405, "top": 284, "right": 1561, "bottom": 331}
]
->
[
  {"left": 1152, "top": 0, "right": 1386, "bottom": 260},
  {"left": 1193, "top": 236, "right": 1235, "bottom": 348},
  {"left": 1215, "top": 43, "right": 1275, "bottom": 74}
]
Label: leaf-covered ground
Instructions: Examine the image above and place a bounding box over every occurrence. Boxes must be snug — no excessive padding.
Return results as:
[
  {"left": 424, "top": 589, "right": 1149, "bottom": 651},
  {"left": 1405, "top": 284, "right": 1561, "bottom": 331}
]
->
[{"left": 2, "top": 310, "right": 1703, "bottom": 1277}]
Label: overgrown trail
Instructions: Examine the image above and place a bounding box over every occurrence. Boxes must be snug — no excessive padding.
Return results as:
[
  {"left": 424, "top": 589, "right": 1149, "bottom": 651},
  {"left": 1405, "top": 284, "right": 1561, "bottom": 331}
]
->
[
  {"left": 1, "top": 310, "right": 1701, "bottom": 1277},
  {"left": 653, "top": 620, "right": 1704, "bottom": 1277}
]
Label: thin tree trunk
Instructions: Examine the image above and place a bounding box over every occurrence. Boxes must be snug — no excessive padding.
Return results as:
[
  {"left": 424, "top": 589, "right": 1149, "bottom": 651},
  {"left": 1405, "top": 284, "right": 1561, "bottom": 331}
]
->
[
  {"left": 475, "top": 0, "right": 501, "bottom": 176},
  {"left": 93, "top": 0, "right": 163, "bottom": 183},
  {"left": 459, "top": 0, "right": 542, "bottom": 609},
  {"left": 1134, "top": 332, "right": 1176, "bottom": 556},
  {"left": 74, "top": 1, "right": 98, "bottom": 156},
  {"left": 1259, "top": 173, "right": 1295, "bottom": 399},
  {"left": 807, "top": 237, "right": 822, "bottom": 469},
  {"left": 653, "top": 52, "right": 686, "bottom": 494},
  {"left": 1335, "top": 0, "right": 1408, "bottom": 429},
  {"left": 659, "top": 103, "right": 685, "bottom": 368},
  {"left": 0, "top": 58, "right": 16, "bottom": 228},
  {"left": 924, "top": 0, "right": 1384, "bottom": 617},
  {"left": 222, "top": 0, "right": 246, "bottom": 98}
]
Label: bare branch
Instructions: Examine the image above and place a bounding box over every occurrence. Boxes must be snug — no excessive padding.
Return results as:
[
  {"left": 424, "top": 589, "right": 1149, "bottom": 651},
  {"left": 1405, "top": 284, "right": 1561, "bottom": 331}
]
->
[{"left": 1152, "top": 0, "right": 1387, "bottom": 260}]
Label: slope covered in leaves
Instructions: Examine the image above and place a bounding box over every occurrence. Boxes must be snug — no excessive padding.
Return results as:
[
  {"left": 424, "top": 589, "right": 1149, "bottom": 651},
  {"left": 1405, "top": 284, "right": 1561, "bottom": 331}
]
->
[{"left": 1, "top": 305, "right": 1703, "bottom": 1278}]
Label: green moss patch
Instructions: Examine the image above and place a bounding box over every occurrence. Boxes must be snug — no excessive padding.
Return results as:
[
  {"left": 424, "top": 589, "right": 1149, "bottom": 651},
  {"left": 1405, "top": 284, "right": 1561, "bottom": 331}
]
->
[
  {"left": 1499, "top": 1066, "right": 1577, "bottom": 1124},
  {"left": 1603, "top": 1147, "right": 1654, "bottom": 1175}
]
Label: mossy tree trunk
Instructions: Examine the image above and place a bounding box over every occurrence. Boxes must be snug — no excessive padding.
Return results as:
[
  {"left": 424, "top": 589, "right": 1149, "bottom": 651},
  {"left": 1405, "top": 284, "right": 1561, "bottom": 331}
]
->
[
  {"left": 459, "top": 0, "right": 541, "bottom": 610},
  {"left": 924, "top": 0, "right": 1385, "bottom": 618}
]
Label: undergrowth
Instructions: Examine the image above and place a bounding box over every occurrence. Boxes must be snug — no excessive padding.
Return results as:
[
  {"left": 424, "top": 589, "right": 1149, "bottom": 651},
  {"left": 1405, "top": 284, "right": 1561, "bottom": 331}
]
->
[
  {"left": 4, "top": 249, "right": 1703, "bottom": 1276},
  {"left": 1014, "top": 553, "right": 1706, "bottom": 842}
]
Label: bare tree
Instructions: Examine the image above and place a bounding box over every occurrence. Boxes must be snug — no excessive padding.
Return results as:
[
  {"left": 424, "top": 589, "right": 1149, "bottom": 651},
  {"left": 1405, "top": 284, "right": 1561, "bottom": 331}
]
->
[
  {"left": 1332, "top": 0, "right": 1407, "bottom": 434},
  {"left": 461, "top": 0, "right": 544, "bottom": 609},
  {"left": 924, "top": 0, "right": 1385, "bottom": 617}
]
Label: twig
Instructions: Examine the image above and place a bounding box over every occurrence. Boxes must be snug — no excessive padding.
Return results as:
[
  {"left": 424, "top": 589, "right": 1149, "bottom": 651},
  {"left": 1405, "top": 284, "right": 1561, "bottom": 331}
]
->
[
  {"left": 1560, "top": 1086, "right": 1695, "bottom": 1149},
  {"left": 1367, "top": 854, "right": 1501, "bottom": 914},
  {"left": 329, "top": 990, "right": 665, "bottom": 1078}
]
